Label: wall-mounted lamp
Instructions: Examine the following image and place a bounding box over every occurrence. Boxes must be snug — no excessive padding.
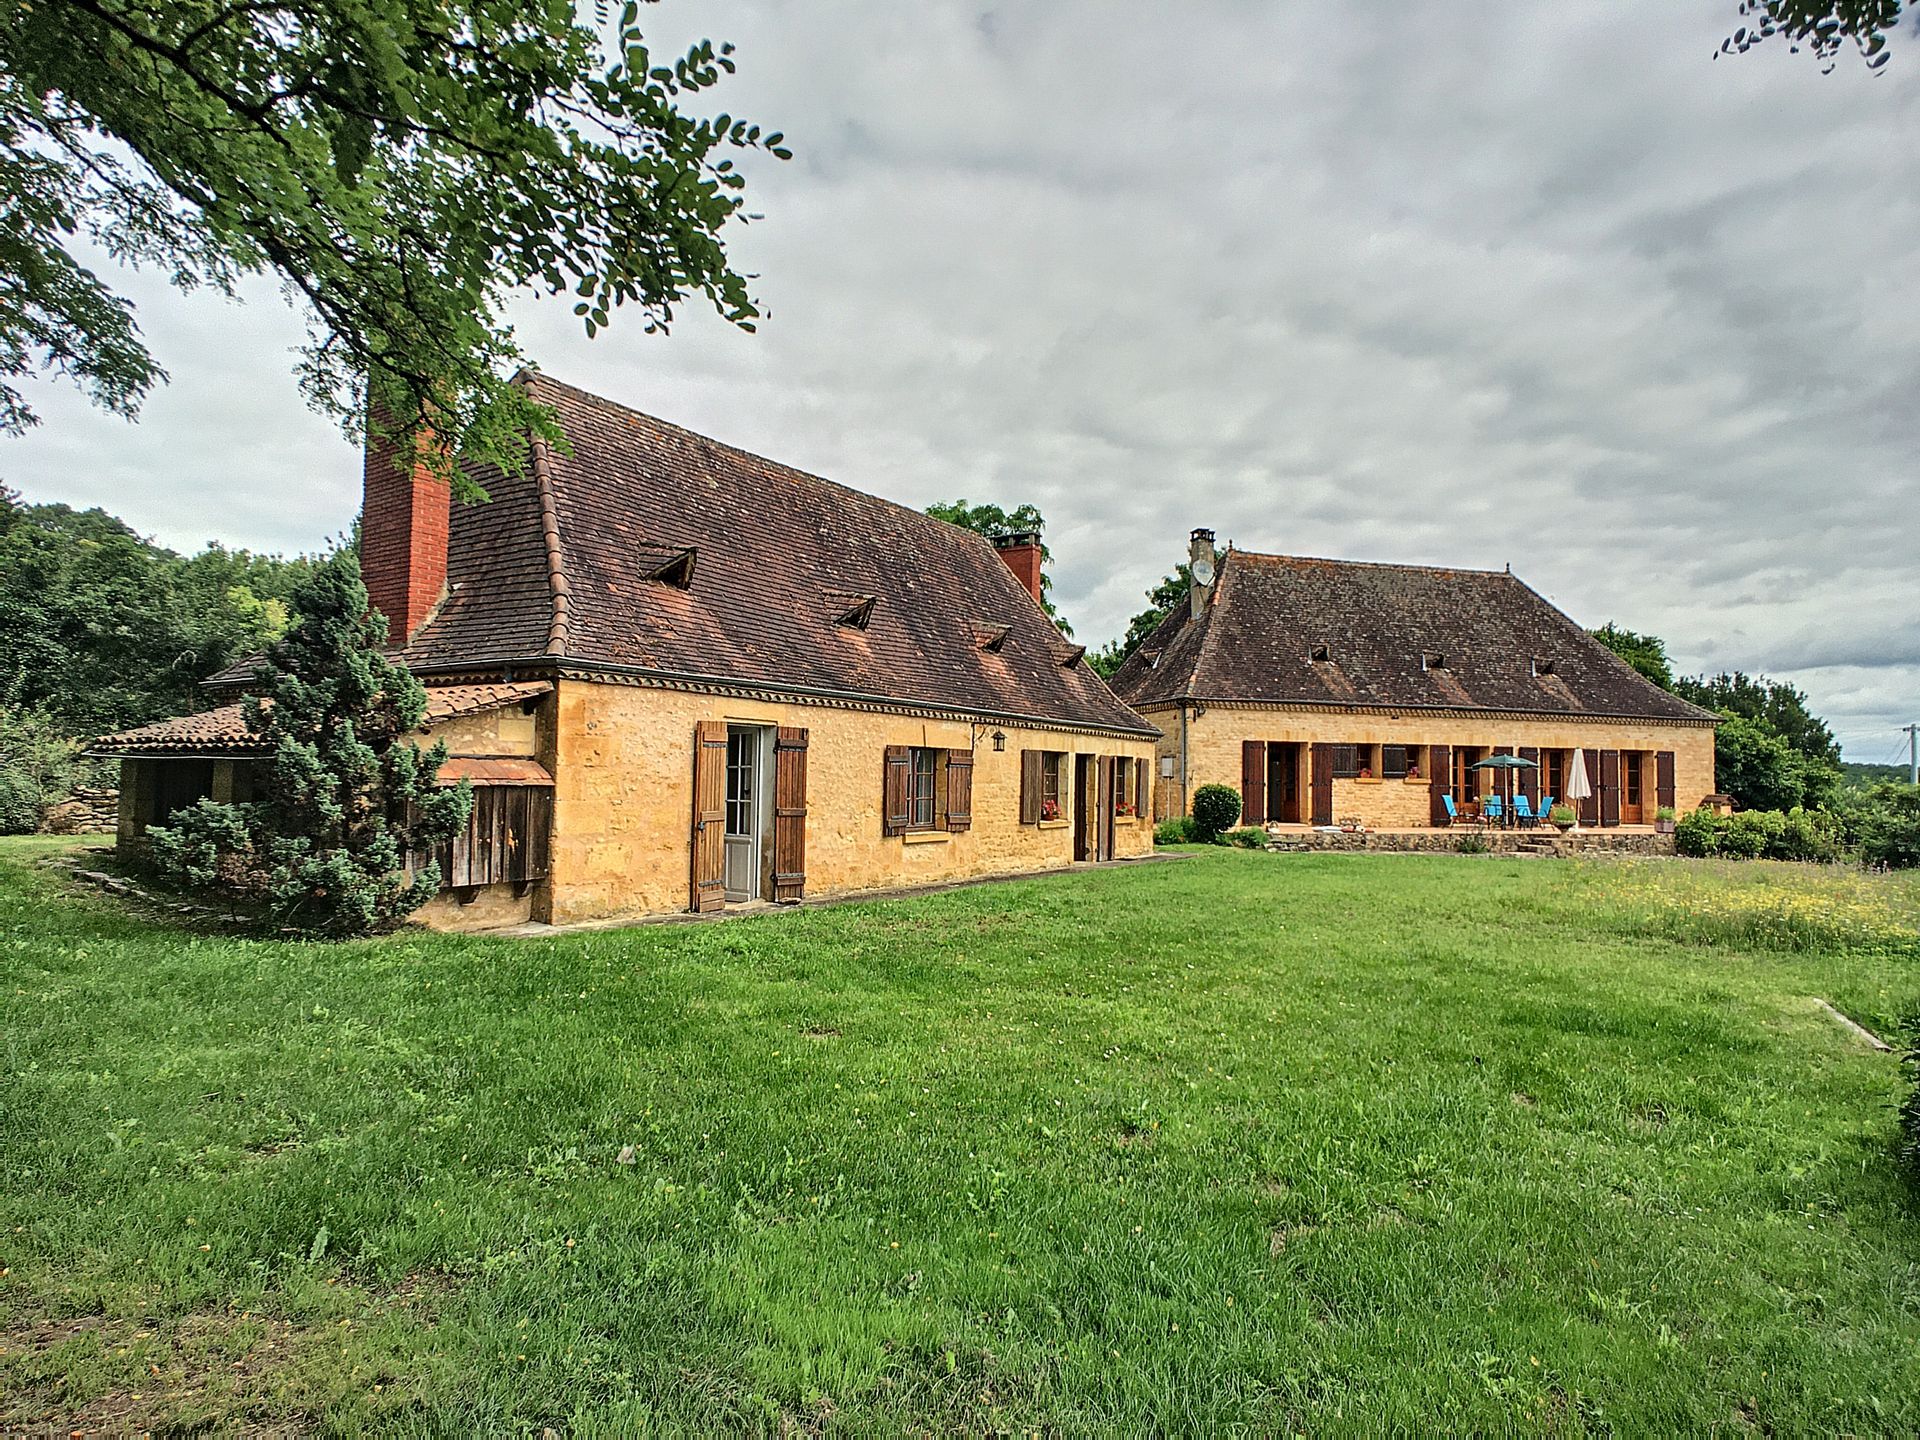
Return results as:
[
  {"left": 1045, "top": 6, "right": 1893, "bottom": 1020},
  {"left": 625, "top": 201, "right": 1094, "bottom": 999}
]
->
[{"left": 991, "top": 730, "right": 1007, "bottom": 752}]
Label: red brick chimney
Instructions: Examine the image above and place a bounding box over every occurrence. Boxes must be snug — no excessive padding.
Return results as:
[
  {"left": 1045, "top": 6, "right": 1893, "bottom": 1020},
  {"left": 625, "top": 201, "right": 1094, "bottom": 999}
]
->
[
  {"left": 992, "top": 531, "right": 1043, "bottom": 605},
  {"left": 360, "top": 411, "right": 450, "bottom": 647}
]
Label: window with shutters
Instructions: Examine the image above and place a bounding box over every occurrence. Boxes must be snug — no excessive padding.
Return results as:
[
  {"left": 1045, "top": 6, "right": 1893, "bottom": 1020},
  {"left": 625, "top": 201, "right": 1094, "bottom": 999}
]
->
[
  {"left": 1113, "top": 757, "right": 1137, "bottom": 816},
  {"left": 1382, "top": 744, "right": 1413, "bottom": 779},
  {"left": 1041, "top": 752, "right": 1064, "bottom": 820},
  {"left": 1333, "top": 744, "right": 1378, "bottom": 779},
  {"left": 910, "top": 747, "right": 939, "bottom": 828}
]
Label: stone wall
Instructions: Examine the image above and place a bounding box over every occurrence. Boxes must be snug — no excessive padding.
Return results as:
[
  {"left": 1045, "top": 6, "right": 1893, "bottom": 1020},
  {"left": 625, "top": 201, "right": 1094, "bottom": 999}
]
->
[
  {"left": 41, "top": 787, "right": 118, "bottom": 835},
  {"left": 1260, "top": 827, "right": 1675, "bottom": 856},
  {"left": 544, "top": 680, "right": 1157, "bottom": 925},
  {"left": 1145, "top": 702, "right": 1716, "bottom": 828}
]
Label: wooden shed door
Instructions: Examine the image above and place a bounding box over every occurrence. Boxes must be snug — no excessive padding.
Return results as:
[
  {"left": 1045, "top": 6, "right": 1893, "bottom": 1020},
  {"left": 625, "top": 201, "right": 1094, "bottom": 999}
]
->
[
  {"left": 1310, "top": 744, "right": 1334, "bottom": 826},
  {"left": 690, "top": 720, "right": 728, "bottom": 912},
  {"left": 771, "top": 727, "right": 808, "bottom": 903}
]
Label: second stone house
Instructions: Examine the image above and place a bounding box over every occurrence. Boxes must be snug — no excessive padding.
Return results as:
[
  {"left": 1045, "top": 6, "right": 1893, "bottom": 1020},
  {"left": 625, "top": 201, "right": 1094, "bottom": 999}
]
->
[{"left": 1109, "top": 530, "right": 1718, "bottom": 831}]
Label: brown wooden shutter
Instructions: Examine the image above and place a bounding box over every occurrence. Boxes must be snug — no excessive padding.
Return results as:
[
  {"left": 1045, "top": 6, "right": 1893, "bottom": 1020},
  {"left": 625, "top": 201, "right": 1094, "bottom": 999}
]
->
[
  {"left": 1518, "top": 747, "right": 1541, "bottom": 806},
  {"left": 1136, "top": 756, "right": 1150, "bottom": 817},
  {"left": 945, "top": 748, "right": 973, "bottom": 832},
  {"left": 1310, "top": 744, "right": 1335, "bottom": 826},
  {"left": 772, "top": 727, "right": 809, "bottom": 902},
  {"left": 1098, "top": 755, "right": 1116, "bottom": 860},
  {"left": 1599, "top": 749, "right": 1621, "bottom": 827},
  {"left": 1019, "top": 749, "right": 1042, "bottom": 825},
  {"left": 883, "top": 745, "right": 912, "bottom": 836},
  {"left": 690, "top": 720, "right": 728, "bottom": 912},
  {"left": 1429, "top": 744, "right": 1451, "bottom": 827},
  {"left": 1656, "top": 750, "right": 1676, "bottom": 810},
  {"left": 1241, "top": 739, "right": 1267, "bottom": 825}
]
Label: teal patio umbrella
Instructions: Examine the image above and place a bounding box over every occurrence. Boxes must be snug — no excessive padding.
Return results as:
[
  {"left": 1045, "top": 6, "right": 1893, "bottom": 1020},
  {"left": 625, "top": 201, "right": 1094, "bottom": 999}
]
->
[{"left": 1469, "top": 753, "right": 1539, "bottom": 814}]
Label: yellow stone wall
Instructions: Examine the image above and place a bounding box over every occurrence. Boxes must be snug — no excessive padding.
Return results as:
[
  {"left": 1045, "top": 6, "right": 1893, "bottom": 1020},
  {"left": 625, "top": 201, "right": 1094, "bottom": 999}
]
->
[
  {"left": 543, "top": 680, "right": 1157, "bottom": 925},
  {"left": 1142, "top": 702, "right": 1716, "bottom": 827},
  {"left": 422, "top": 705, "right": 538, "bottom": 758}
]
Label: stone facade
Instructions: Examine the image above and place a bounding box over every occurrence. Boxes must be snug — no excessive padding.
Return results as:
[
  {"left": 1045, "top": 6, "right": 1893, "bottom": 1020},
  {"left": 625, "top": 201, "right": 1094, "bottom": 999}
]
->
[
  {"left": 1145, "top": 702, "right": 1715, "bottom": 828},
  {"left": 542, "top": 678, "right": 1156, "bottom": 926}
]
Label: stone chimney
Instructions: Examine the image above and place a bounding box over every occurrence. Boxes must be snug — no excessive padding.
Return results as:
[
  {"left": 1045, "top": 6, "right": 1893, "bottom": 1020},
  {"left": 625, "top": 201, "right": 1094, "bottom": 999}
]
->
[
  {"left": 1188, "top": 527, "right": 1217, "bottom": 621},
  {"left": 360, "top": 409, "right": 450, "bottom": 647},
  {"left": 993, "top": 531, "right": 1044, "bottom": 605}
]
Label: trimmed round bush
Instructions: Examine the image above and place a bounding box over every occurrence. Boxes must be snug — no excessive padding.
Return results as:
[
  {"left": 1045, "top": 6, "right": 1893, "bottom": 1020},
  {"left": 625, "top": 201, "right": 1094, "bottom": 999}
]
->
[{"left": 1190, "top": 784, "right": 1242, "bottom": 843}]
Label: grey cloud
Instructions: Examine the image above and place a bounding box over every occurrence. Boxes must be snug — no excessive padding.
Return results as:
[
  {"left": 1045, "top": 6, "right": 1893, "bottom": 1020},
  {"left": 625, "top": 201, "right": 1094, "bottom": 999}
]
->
[{"left": 4, "top": 1, "right": 1916, "bottom": 754}]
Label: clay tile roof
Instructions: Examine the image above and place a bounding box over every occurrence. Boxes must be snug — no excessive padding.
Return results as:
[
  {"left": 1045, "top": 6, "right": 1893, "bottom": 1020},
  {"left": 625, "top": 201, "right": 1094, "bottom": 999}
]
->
[
  {"left": 436, "top": 756, "right": 553, "bottom": 785},
  {"left": 91, "top": 682, "right": 552, "bottom": 756},
  {"left": 1108, "top": 549, "right": 1716, "bottom": 723},
  {"left": 394, "top": 372, "right": 1156, "bottom": 737}
]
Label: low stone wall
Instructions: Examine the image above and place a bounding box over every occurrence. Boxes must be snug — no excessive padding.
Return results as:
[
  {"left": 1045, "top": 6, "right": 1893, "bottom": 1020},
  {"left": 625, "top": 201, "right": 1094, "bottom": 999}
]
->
[
  {"left": 1262, "top": 827, "right": 1674, "bottom": 857},
  {"left": 42, "top": 787, "right": 118, "bottom": 835}
]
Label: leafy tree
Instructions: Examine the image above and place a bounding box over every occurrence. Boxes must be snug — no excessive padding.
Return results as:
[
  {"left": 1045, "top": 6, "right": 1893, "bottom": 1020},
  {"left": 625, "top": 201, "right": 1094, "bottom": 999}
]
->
[
  {"left": 1589, "top": 623, "right": 1675, "bottom": 691},
  {"left": 1, "top": 1, "right": 787, "bottom": 493},
  {"left": 0, "top": 485, "right": 317, "bottom": 733},
  {"left": 927, "top": 498, "right": 1073, "bottom": 634},
  {"left": 1089, "top": 544, "right": 1225, "bottom": 678},
  {"left": 1672, "top": 671, "right": 1841, "bottom": 766},
  {"left": 0, "top": 706, "right": 81, "bottom": 834},
  {"left": 1720, "top": 1, "right": 1902, "bottom": 70},
  {"left": 1714, "top": 713, "right": 1838, "bottom": 812},
  {"left": 149, "top": 552, "right": 469, "bottom": 936}
]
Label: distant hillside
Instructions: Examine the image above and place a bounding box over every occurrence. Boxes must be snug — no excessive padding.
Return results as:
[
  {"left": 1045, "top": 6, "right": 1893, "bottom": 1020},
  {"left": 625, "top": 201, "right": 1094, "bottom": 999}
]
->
[{"left": 1839, "top": 760, "right": 1912, "bottom": 788}]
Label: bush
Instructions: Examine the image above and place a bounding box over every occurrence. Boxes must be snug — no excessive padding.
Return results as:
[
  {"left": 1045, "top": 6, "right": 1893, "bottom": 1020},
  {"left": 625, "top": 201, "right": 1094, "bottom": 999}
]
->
[
  {"left": 0, "top": 706, "right": 84, "bottom": 834},
  {"left": 0, "top": 767, "right": 38, "bottom": 835},
  {"left": 1675, "top": 806, "right": 1845, "bottom": 864},
  {"left": 1153, "top": 816, "right": 1195, "bottom": 845},
  {"left": 1190, "top": 784, "right": 1242, "bottom": 843},
  {"left": 1674, "top": 808, "right": 1721, "bottom": 857},
  {"left": 1454, "top": 833, "right": 1490, "bottom": 855},
  {"left": 1860, "top": 785, "right": 1920, "bottom": 870},
  {"left": 1226, "top": 826, "right": 1268, "bottom": 850},
  {"left": 1721, "top": 813, "right": 1770, "bottom": 860}
]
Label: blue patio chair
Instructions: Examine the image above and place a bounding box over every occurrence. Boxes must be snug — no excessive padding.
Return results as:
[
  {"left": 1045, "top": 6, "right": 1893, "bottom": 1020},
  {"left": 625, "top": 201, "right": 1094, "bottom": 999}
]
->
[
  {"left": 1513, "top": 794, "right": 1534, "bottom": 826},
  {"left": 1484, "top": 794, "right": 1504, "bottom": 827},
  {"left": 1537, "top": 795, "right": 1554, "bottom": 825},
  {"left": 1441, "top": 794, "right": 1458, "bottom": 826}
]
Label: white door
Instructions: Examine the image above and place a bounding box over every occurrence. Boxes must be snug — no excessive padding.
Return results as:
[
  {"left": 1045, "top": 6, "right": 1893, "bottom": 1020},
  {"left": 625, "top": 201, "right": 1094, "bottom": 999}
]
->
[{"left": 723, "top": 727, "right": 761, "bottom": 902}]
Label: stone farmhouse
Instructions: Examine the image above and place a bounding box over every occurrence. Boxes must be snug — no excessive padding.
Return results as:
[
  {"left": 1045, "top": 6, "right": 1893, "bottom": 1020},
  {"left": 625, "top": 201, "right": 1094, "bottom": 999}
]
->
[
  {"left": 1109, "top": 529, "right": 1719, "bottom": 833},
  {"left": 95, "top": 373, "right": 1161, "bottom": 928}
]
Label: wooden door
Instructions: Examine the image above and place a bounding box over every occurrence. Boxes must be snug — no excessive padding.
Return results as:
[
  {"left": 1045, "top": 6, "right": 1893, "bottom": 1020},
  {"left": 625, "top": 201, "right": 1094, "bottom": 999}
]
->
[
  {"left": 1619, "top": 751, "right": 1643, "bottom": 825},
  {"left": 690, "top": 720, "right": 728, "bottom": 912},
  {"left": 1270, "top": 743, "right": 1300, "bottom": 823},
  {"left": 1074, "top": 754, "right": 1095, "bottom": 861},
  {"left": 1599, "top": 750, "right": 1621, "bottom": 827},
  {"left": 1428, "top": 745, "right": 1451, "bottom": 826},
  {"left": 771, "top": 727, "right": 808, "bottom": 903},
  {"left": 1241, "top": 740, "right": 1266, "bottom": 825},
  {"left": 1310, "top": 744, "right": 1334, "bottom": 826},
  {"left": 1518, "top": 747, "right": 1541, "bottom": 808}
]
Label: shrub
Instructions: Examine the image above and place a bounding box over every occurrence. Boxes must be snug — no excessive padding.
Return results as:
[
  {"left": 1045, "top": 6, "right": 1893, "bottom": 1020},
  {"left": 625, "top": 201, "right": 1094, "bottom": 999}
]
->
[
  {"left": 1454, "top": 833, "right": 1490, "bottom": 855},
  {"left": 1674, "top": 808, "right": 1722, "bottom": 857},
  {"left": 1773, "top": 806, "right": 1842, "bottom": 864},
  {"left": 1721, "top": 813, "right": 1769, "bottom": 860},
  {"left": 0, "top": 767, "right": 37, "bottom": 835},
  {"left": 1153, "top": 816, "right": 1195, "bottom": 845},
  {"left": 1226, "top": 826, "right": 1268, "bottom": 850},
  {"left": 0, "top": 706, "right": 83, "bottom": 835},
  {"left": 1860, "top": 785, "right": 1920, "bottom": 870},
  {"left": 1190, "top": 784, "right": 1242, "bottom": 843}
]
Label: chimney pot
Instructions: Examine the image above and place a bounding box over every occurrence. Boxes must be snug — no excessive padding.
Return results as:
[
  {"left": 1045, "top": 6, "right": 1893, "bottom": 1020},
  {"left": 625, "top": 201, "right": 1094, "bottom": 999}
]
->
[
  {"left": 360, "top": 408, "right": 451, "bottom": 647},
  {"left": 992, "top": 531, "right": 1044, "bottom": 606}
]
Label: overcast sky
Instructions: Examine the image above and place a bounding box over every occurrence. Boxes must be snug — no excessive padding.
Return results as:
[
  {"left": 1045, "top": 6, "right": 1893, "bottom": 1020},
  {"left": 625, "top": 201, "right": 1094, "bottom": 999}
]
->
[{"left": 7, "top": 3, "right": 1918, "bottom": 759}]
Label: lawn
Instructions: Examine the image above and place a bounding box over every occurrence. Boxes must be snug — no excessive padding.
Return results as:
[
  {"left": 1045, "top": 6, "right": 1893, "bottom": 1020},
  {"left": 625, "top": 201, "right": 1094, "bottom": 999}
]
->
[{"left": 3, "top": 838, "right": 1917, "bottom": 1433}]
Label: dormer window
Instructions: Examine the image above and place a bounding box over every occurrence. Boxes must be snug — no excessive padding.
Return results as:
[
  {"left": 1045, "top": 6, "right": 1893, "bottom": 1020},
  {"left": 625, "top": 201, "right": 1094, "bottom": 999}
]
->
[
  {"left": 1421, "top": 652, "right": 1447, "bottom": 672},
  {"left": 1531, "top": 657, "right": 1555, "bottom": 677},
  {"left": 973, "top": 622, "right": 1012, "bottom": 653},
  {"left": 1055, "top": 642, "right": 1087, "bottom": 668},
  {"left": 830, "top": 593, "right": 877, "bottom": 630},
  {"left": 639, "top": 545, "right": 696, "bottom": 589},
  {"left": 1309, "top": 643, "right": 1331, "bottom": 662}
]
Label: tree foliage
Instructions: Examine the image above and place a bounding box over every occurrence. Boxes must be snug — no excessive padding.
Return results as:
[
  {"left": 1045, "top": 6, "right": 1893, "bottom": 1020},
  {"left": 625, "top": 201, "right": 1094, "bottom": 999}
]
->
[
  {"left": 1720, "top": 0, "right": 1903, "bottom": 70},
  {"left": 1673, "top": 671, "right": 1841, "bottom": 766},
  {"left": 0, "top": 484, "right": 319, "bottom": 734},
  {"left": 1190, "top": 783, "right": 1242, "bottom": 843},
  {"left": 1589, "top": 622, "right": 1675, "bottom": 691},
  {"left": 148, "top": 552, "right": 469, "bottom": 936},
  {"left": 0, "top": 0, "right": 786, "bottom": 493},
  {"left": 926, "top": 498, "right": 1073, "bottom": 634}
]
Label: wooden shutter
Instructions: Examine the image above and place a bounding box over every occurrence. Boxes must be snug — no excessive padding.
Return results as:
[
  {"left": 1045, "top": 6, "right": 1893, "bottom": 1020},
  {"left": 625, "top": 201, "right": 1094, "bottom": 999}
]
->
[
  {"left": 1019, "top": 749, "right": 1042, "bottom": 825},
  {"left": 1429, "top": 745, "right": 1451, "bottom": 827},
  {"left": 1518, "top": 747, "right": 1541, "bottom": 805},
  {"left": 1656, "top": 750, "right": 1676, "bottom": 809},
  {"left": 690, "top": 720, "right": 728, "bottom": 912},
  {"left": 1097, "top": 755, "right": 1116, "bottom": 860},
  {"left": 883, "top": 745, "right": 912, "bottom": 836},
  {"left": 1240, "top": 740, "right": 1267, "bottom": 825},
  {"left": 1310, "top": 744, "right": 1335, "bottom": 826},
  {"left": 1599, "top": 749, "right": 1621, "bottom": 827},
  {"left": 945, "top": 748, "right": 973, "bottom": 832},
  {"left": 772, "top": 727, "right": 809, "bottom": 902},
  {"left": 1136, "top": 756, "right": 1150, "bottom": 817}
]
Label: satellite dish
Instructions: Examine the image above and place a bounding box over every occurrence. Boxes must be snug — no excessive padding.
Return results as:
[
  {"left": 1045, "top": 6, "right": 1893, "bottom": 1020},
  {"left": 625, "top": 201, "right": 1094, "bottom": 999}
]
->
[{"left": 1191, "top": 557, "right": 1216, "bottom": 587}]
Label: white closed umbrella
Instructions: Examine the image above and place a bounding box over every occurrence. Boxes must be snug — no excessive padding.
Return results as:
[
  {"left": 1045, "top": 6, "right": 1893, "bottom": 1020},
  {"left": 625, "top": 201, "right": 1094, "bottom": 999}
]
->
[{"left": 1565, "top": 748, "right": 1592, "bottom": 832}]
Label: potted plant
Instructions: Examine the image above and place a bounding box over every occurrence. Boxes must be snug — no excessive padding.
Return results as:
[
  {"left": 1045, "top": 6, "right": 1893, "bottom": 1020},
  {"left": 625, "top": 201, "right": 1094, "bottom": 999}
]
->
[
  {"left": 1654, "top": 805, "right": 1676, "bottom": 835},
  {"left": 1549, "top": 804, "right": 1576, "bottom": 833},
  {"left": 1041, "top": 799, "right": 1061, "bottom": 821}
]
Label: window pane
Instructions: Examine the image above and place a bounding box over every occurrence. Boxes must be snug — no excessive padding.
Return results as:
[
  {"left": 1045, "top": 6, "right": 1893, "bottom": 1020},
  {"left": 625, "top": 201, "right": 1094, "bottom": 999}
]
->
[{"left": 911, "top": 747, "right": 936, "bottom": 827}]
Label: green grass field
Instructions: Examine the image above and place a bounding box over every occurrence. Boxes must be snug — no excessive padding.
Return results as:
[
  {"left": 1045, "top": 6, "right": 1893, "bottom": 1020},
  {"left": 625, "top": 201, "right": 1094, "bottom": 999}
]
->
[{"left": 3, "top": 837, "right": 1917, "bottom": 1433}]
